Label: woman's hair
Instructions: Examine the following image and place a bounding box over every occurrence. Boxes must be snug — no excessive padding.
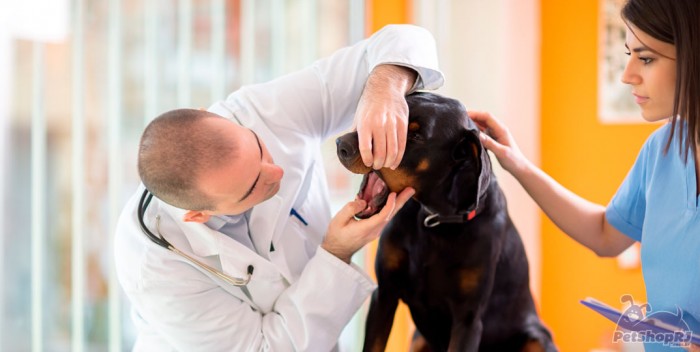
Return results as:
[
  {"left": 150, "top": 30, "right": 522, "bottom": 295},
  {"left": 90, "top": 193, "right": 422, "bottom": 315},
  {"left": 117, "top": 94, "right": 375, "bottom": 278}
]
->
[
  {"left": 138, "top": 109, "right": 235, "bottom": 211},
  {"left": 622, "top": 0, "right": 700, "bottom": 161}
]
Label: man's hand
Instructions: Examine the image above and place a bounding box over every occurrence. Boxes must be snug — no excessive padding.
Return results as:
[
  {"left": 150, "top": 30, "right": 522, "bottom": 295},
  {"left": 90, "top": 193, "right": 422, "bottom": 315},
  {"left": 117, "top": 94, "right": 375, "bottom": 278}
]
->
[
  {"left": 321, "top": 187, "right": 415, "bottom": 263},
  {"left": 353, "top": 64, "right": 417, "bottom": 170}
]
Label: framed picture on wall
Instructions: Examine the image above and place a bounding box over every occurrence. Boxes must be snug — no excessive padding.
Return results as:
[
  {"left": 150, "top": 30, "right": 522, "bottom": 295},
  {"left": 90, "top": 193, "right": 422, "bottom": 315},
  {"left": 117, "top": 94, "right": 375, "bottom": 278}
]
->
[{"left": 598, "top": 0, "right": 640, "bottom": 123}]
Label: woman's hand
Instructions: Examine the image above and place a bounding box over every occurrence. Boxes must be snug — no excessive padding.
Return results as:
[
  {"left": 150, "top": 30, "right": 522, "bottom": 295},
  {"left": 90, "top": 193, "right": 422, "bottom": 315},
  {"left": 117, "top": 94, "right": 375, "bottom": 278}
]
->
[
  {"left": 468, "top": 110, "right": 529, "bottom": 176},
  {"left": 686, "top": 344, "right": 700, "bottom": 352},
  {"left": 322, "top": 187, "right": 415, "bottom": 263}
]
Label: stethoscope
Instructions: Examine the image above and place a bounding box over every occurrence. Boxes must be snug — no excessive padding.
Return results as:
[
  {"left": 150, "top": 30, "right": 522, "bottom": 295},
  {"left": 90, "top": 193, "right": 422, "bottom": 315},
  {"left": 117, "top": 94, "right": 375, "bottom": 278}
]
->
[{"left": 137, "top": 189, "right": 254, "bottom": 287}]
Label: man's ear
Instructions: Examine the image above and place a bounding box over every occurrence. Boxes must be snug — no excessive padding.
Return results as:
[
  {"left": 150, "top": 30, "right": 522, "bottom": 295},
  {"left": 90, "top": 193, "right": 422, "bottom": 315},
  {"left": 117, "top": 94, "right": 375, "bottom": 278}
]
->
[{"left": 183, "top": 210, "right": 211, "bottom": 223}]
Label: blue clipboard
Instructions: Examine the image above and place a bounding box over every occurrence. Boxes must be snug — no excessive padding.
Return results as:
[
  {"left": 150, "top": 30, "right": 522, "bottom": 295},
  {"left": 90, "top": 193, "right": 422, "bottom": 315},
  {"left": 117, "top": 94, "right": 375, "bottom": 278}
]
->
[{"left": 581, "top": 297, "right": 700, "bottom": 345}]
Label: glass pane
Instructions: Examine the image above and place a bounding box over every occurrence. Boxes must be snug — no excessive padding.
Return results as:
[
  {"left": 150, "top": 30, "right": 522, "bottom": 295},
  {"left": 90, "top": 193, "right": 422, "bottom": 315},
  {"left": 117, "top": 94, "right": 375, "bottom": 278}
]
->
[{"left": 1, "top": 0, "right": 357, "bottom": 350}]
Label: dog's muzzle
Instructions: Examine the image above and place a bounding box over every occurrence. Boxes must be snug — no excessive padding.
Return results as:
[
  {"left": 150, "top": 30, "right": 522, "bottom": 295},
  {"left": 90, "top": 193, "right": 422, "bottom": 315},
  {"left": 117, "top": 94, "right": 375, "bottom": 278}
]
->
[{"left": 336, "top": 133, "right": 390, "bottom": 218}]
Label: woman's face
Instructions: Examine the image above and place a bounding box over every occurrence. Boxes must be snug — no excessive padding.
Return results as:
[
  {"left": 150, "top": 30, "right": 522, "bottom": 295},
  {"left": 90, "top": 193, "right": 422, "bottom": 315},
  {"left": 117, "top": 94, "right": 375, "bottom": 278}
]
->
[{"left": 620, "top": 24, "right": 677, "bottom": 122}]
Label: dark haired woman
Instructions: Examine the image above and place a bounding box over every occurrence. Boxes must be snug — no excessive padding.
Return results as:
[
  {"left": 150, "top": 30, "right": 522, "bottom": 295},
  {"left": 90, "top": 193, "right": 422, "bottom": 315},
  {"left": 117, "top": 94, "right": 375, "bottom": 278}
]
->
[{"left": 471, "top": 0, "right": 700, "bottom": 350}]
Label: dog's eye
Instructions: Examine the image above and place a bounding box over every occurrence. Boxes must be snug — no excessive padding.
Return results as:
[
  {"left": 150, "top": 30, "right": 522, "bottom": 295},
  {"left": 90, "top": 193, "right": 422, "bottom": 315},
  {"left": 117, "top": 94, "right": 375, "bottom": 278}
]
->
[{"left": 408, "top": 132, "right": 423, "bottom": 141}]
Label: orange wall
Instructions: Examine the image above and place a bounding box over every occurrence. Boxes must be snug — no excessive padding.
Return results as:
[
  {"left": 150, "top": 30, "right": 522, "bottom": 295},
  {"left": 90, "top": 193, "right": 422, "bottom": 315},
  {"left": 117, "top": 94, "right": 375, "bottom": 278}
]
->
[
  {"left": 366, "top": 0, "right": 411, "bottom": 35},
  {"left": 540, "top": 0, "right": 654, "bottom": 350}
]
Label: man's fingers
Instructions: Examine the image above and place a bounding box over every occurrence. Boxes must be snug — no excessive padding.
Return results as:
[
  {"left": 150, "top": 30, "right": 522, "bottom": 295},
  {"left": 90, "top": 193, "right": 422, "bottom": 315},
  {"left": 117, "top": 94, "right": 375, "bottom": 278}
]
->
[
  {"left": 336, "top": 199, "right": 367, "bottom": 224},
  {"left": 358, "top": 125, "right": 374, "bottom": 167},
  {"left": 383, "top": 128, "right": 399, "bottom": 169},
  {"left": 372, "top": 130, "right": 387, "bottom": 170},
  {"left": 392, "top": 118, "right": 407, "bottom": 169},
  {"left": 388, "top": 188, "right": 413, "bottom": 221},
  {"left": 395, "top": 187, "right": 415, "bottom": 207},
  {"left": 375, "top": 192, "right": 398, "bottom": 222}
]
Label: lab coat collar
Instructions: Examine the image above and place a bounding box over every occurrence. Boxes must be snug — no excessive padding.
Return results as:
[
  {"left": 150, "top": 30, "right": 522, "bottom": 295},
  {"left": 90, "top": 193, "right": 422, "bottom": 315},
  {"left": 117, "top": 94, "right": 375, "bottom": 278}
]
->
[
  {"left": 157, "top": 201, "right": 224, "bottom": 257},
  {"left": 248, "top": 195, "right": 283, "bottom": 259},
  {"left": 204, "top": 214, "right": 240, "bottom": 232},
  {"left": 157, "top": 195, "right": 292, "bottom": 281}
]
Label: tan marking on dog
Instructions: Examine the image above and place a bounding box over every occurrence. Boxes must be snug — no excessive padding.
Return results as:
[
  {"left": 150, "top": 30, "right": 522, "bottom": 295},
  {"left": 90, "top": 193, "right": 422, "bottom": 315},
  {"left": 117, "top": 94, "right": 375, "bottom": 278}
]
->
[
  {"left": 521, "top": 340, "right": 546, "bottom": 352},
  {"left": 471, "top": 143, "right": 479, "bottom": 158},
  {"left": 379, "top": 168, "right": 418, "bottom": 194},
  {"left": 459, "top": 268, "right": 483, "bottom": 294},
  {"left": 408, "top": 122, "right": 420, "bottom": 132},
  {"left": 415, "top": 159, "right": 429, "bottom": 172},
  {"left": 345, "top": 158, "right": 373, "bottom": 174},
  {"left": 382, "top": 244, "right": 405, "bottom": 271},
  {"left": 370, "top": 340, "right": 385, "bottom": 352}
]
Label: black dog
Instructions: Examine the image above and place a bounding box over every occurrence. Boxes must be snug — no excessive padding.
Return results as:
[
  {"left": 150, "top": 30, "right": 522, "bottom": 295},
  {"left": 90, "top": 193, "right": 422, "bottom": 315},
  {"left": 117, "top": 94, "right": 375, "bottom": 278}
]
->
[{"left": 336, "top": 92, "right": 556, "bottom": 352}]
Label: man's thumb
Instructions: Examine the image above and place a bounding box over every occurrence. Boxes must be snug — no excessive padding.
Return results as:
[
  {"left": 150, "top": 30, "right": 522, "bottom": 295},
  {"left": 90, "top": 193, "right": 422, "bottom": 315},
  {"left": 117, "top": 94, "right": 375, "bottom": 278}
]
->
[{"left": 340, "top": 199, "right": 367, "bottom": 218}]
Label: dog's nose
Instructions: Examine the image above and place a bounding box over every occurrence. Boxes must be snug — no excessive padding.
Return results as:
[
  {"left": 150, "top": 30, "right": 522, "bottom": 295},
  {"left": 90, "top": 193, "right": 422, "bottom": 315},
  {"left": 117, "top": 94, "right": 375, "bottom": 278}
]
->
[{"left": 336, "top": 134, "right": 359, "bottom": 162}]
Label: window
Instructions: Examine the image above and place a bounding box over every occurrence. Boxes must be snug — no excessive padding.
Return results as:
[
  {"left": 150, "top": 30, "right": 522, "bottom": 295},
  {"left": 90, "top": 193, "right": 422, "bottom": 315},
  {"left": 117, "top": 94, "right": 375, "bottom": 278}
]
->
[{"left": 1, "top": 0, "right": 363, "bottom": 350}]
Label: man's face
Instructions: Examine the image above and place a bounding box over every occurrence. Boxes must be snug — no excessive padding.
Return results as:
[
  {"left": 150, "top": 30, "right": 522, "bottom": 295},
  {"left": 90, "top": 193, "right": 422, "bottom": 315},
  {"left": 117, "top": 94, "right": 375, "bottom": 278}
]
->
[{"left": 196, "top": 118, "right": 284, "bottom": 215}]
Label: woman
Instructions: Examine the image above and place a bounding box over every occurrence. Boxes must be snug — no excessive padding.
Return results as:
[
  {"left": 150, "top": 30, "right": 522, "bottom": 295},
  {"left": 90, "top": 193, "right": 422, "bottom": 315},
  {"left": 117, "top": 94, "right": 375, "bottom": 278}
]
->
[{"left": 471, "top": 0, "right": 699, "bottom": 350}]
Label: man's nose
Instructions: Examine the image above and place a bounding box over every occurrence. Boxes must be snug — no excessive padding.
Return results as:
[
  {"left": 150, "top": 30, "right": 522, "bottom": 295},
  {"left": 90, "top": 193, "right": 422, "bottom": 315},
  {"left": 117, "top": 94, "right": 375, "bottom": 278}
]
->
[{"left": 264, "top": 164, "right": 284, "bottom": 183}]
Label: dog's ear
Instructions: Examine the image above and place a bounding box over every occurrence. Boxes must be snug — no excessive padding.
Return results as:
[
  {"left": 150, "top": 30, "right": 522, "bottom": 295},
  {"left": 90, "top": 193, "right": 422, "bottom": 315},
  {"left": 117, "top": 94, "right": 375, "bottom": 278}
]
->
[
  {"left": 449, "top": 130, "right": 491, "bottom": 213},
  {"left": 452, "top": 135, "right": 477, "bottom": 162}
]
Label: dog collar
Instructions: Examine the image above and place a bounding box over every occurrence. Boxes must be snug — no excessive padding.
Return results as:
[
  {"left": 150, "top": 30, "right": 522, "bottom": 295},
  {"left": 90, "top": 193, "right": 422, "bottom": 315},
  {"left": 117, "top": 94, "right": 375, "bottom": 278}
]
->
[{"left": 423, "top": 209, "right": 477, "bottom": 228}]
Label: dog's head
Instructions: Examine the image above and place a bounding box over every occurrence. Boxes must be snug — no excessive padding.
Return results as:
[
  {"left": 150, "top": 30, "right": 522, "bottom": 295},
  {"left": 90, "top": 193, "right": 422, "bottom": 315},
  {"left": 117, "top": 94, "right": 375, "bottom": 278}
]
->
[{"left": 336, "top": 92, "right": 491, "bottom": 218}]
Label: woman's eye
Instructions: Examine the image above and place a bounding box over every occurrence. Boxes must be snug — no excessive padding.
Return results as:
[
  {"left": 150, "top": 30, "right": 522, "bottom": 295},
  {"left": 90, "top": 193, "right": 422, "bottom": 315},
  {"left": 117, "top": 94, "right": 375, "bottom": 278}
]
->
[{"left": 624, "top": 51, "right": 653, "bottom": 65}]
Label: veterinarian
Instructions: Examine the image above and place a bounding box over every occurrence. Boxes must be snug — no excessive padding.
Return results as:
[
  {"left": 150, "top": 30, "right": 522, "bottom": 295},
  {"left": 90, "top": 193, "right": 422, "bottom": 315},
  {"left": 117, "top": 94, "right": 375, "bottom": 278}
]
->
[
  {"left": 471, "top": 0, "right": 699, "bottom": 351},
  {"left": 114, "top": 24, "right": 444, "bottom": 351}
]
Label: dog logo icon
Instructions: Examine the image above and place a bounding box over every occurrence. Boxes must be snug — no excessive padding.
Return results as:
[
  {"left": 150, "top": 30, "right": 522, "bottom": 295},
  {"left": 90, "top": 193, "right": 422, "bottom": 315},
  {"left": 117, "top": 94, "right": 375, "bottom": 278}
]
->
[{"left": 614, "top": 295, "right": 693, "bottom": 347}]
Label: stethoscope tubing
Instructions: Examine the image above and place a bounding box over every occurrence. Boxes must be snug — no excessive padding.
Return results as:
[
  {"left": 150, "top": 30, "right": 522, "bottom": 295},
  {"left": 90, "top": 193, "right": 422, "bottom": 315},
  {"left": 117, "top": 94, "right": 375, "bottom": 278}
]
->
[{"left": 137, "top": 189, "right": 253, "bottom": 287}]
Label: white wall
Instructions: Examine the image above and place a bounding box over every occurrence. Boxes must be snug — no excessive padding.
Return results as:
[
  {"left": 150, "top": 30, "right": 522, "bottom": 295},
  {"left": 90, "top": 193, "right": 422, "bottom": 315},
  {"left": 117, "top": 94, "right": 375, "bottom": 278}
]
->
[
  {"left": 0, "top": 29, "right": 10, "bottom": 352},
  {"left": 414, "top": 0, "right": 542, "bottom": 299}
]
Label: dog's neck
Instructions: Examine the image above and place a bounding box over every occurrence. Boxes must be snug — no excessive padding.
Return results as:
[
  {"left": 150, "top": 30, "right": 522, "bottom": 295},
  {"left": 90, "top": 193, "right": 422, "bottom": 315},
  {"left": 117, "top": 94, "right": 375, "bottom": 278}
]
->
[
  {"left": 421, "top": 208, "right": 477, "bottom": 228},
  {"left": 420, "top": 199, "right": 485, "bottom": 228}
]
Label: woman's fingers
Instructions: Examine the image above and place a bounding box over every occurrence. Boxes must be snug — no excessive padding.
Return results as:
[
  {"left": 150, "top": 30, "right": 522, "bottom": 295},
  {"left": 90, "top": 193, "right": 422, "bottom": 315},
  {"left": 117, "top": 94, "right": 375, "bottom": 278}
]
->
[{"left": 469, "top": 110, "right": 508, "bottom": 141}]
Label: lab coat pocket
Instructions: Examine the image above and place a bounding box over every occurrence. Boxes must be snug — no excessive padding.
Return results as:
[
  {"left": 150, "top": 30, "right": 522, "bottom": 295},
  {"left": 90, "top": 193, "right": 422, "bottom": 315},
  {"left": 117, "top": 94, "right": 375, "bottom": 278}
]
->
[
  {"left": 241, "top": 268, "right": 288, "bottom": 314},
  {"left": 289, "top": 205, "right": 324, "bottom": 261}
]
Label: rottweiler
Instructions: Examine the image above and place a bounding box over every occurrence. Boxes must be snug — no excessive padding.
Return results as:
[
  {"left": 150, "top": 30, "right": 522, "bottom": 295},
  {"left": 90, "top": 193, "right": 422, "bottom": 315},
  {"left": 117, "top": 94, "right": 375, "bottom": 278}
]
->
[{"left": 335, "top": 92, "right": 557, "bottom": 352}]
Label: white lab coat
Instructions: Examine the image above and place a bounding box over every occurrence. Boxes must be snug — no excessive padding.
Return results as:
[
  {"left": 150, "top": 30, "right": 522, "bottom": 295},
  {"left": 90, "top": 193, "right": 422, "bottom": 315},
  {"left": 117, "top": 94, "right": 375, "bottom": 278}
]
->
[{"left": 114, "top": 24, "right": 444, "bottom": 352}]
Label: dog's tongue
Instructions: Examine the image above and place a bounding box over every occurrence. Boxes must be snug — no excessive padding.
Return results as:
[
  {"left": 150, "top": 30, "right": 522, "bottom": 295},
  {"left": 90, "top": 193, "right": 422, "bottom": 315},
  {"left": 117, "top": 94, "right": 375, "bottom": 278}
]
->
[{"left": 355, "top": 172, "right": 389, "bottom": 219}]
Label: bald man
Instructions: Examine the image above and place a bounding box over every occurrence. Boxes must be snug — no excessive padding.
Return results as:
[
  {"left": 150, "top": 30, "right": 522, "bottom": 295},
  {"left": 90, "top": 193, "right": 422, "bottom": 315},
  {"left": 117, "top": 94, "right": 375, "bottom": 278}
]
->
[{"left": 115, "top": 24, "right": 444, "bottom": 351}]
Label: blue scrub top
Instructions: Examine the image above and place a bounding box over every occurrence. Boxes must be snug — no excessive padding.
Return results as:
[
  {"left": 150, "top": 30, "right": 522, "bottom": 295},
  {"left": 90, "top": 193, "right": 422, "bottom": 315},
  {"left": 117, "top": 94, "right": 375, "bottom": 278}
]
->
[{"left": 607, "top": 123, "right": 700, "bottom": 350}]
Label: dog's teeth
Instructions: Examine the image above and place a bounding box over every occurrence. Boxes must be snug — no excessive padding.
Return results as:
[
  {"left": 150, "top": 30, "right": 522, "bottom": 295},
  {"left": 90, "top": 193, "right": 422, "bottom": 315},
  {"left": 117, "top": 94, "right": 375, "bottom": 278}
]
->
[{"left": 373, "top": 181, "right": 385, "bottom": 196}]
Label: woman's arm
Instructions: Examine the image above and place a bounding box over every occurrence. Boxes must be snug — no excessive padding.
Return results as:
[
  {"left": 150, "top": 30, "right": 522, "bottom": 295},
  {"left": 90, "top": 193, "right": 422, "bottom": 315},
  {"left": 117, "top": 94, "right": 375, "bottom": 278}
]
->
[{"left": 470, "top": 110, "right": 635, "bottom": 257}]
